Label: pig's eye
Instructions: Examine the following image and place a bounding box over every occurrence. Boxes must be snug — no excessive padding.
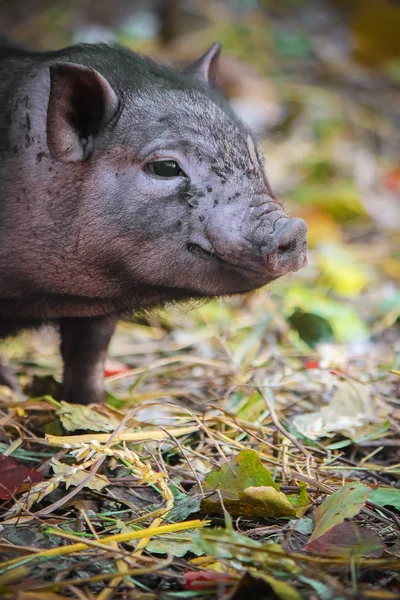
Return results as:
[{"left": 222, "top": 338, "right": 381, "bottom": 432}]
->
[{"left": 145, "top": 159, "right": 186, "bottom": 178}]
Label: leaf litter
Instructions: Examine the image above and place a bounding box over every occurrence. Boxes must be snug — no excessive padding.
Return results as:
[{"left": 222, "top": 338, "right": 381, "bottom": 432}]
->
[{"left": 1, "top": 1, "right": 400, "bottom": 598}]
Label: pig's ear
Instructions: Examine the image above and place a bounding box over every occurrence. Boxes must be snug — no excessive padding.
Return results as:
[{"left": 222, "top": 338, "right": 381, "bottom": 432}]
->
[
  {"left": 185, "top": 42, "right": 221, "bottom": 87},
  {"left": 47, "top": 63, "right": 119, "bottom": 163}
]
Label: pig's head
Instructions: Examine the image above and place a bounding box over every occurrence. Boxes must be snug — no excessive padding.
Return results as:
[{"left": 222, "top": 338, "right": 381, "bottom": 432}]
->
[{"left": 45, "top": 43, "right": 307, "bottom": 304}]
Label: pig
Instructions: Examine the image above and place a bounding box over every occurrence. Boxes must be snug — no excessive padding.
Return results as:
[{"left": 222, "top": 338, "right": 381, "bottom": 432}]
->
[{"left": 0, "top": 41, "right": 308, "bottom": 404}]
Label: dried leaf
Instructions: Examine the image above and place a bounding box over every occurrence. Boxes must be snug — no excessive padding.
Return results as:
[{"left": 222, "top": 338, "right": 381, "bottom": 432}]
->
[
  {"left": 51, "top": 460, "right": 109, "bottom": 491},
  {"left": 292, "top": 381, "right": 389, "bottom": 441},
  {"left": 305, "top": 521, "right": 384, "bottom": 558},
  {"left": 0, "top": 454, "right": 45, "bottom": 500},
  {"left": 185, "top": 570, "right": 236, "bottom": 590},
  {"left": 58, "top": 401, "right": 120, "bottom": 432}
]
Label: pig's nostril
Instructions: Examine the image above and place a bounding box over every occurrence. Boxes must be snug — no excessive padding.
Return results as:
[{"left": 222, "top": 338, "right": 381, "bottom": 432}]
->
[
  {"left": 278, "top": 239, "right": 297, "bottom": 256},
  {"left": 264, "top": 217, "right": 308, "bottom": 274}
]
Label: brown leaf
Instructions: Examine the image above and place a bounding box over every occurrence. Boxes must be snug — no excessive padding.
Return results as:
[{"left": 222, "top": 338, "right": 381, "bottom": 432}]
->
[{"left": 0, "top": 454, "right": 44, "bottom": 500}]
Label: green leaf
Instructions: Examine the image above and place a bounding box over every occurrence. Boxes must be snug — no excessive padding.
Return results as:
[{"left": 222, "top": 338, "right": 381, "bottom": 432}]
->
[
  {"left": 299, "top": 576, "right": 345, "bottom": 600},
  {"left": 166, "top": 483, "right": 202, "bottom": 522},
  {"left": 369, "top": 487, "right": 400, "bottom": 510},
  {"left": 58, "top": 401, "right": 120, "bottom": 432},
  {"left": 146, "top": 532, "right": 204, "bottom": 558},
  {"left": 309, "top": 482, "right": 370, "bottom": 543},
  {"left": 284, "top": 287, "right": 369, "bottom": 344},
  {"left": 287, "top": 482, "right": 311, "bottom": 517},
  {"left": 195, "top": 528, "right": 299, "bottom": 574},
  {"left": 204, "top": 449, "right": 279, "bottom": 495},
  {"left": 202, "top": 450, "right": 303, "bottom": 518},
  {"left": 289, "top": 517, "right": 314, "bottom": 536},
  {"left": 288, "top": 309, "right": 333, "bottom": 348},
  {"left": 202, "top": 450, "right": 297, "bottom": 518}
]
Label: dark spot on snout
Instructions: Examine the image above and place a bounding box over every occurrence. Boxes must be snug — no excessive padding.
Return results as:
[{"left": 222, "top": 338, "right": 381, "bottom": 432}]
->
[
  {"left": 199, "top": 215, "right": 205, "bottom": 222},
  {"left": 235, "top": 192, "right": 241, "bottom": 198},
  {"left": 213, "top": 199, "right": 219, "bottom": 207},
  {"left": 206, "top": 185, "right": 212, "bottom": 193},
  {"left": 36, "top": 152, "right": 45, "bottom": 163},
  {"left": 176, "top": 220, "right": 182, "bottom": 228}
]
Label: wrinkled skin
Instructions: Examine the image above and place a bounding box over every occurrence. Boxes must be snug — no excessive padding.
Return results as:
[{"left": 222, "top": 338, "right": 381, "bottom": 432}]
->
[{"left": 0, "top": 41, "right": 307, "bottom": 404}]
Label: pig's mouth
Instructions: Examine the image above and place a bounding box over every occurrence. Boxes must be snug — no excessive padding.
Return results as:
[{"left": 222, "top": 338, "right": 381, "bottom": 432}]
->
[
  {"left": 187, "top": 242, "right": 219, "bottom": 262},
  {"left": 187, "top": 241, "right": 269, "bottom": 276}
]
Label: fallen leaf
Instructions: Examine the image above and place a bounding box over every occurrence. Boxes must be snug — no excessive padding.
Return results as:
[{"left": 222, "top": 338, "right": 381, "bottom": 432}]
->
[
  {"left": 292, "top": 380, "right": 389, "bottom": 441},
  {"left": 239, "top": 486, "right": 295, "bottom": 517},
  {"left": 369, "top": 487, "right": 400, "bottom": 510},
  {"left": 146, "top": 532, "right": 204, "bottom": 558},
  {"left": 289, "top": 310, "right": 334, "bottom": 348},
  {"left": 58, "top": 401, "right": 120, "bottom": 432},
  {"left": 195, "top": 526, "right": 299, "bottom": 574},
  {"left": 318, "top": 243, "right": 369, "bottom": 298},
  {"left": 284, "top": 288, "right": 369, "bottom": 344},
  {"left": 304, "top": 521, "right": 384, "bottom": 558},
  {"left": 228, "top": 572, "right": 301, "bottom": 600},
  {"left": 204, "top": 449, "right": 279, "bottom": 495},
  {"left": 309, "top": 482, "right": 370, "bottom": 543},
  {"left": 184, "top": 570, "right": 236, "bottom": 590},
  {"left": 0, "top": 454, "right": 45, "bottom": 500},
  {"left": 287, "top": 482, "right": 311, "bottom": 517},
  {"left": 51, "top": 460, "right": 109, "bottom": 491},
  {"left": 202, "top": 450, "right": 297, "bottom": 518},
  {"left": 104, "top": 359, "right": 130, "bottom": 377},
  {"left": 166, "top": 483, "right": 202, "bottom": 522}
]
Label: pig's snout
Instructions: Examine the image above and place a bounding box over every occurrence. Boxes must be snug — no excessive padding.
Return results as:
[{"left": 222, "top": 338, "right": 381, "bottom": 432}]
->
[
  {"left": 198, "top": 206, "right": 308, "bottom": 284},
  {"left": 263, "top": 218, "right": 308, "bottom": 275}
]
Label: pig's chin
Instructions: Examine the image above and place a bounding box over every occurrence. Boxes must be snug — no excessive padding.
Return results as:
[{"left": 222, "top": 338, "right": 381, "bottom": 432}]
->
[
  {"left": 185, "top": 252, "right": 281, "bottom": 296},
  {"left": 185, "top": 240, "right": 306, "bottom": 295}
]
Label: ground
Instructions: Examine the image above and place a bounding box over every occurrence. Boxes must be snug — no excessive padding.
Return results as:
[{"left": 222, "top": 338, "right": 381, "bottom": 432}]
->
[{"left": 0, "top": 1, "right": 399, "bottom": 599}]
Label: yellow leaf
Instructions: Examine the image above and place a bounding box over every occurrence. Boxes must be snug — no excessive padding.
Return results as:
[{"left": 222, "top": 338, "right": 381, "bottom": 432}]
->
[
  {"left": 318, "top": 244, "right": 369, "bottom": 297},
  {"left": 240, "top": 486, "right": 296, "bottom": 517}
]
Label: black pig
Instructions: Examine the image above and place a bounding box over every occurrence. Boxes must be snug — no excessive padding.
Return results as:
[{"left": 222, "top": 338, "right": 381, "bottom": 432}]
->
[{"left": 0, "top": 42, "right": 307, "bottom": 404}]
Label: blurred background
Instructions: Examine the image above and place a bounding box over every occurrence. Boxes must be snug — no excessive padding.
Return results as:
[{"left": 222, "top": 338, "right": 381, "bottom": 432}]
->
[{"left": 0, "top": 0, "right": 399, "bottom": 409}]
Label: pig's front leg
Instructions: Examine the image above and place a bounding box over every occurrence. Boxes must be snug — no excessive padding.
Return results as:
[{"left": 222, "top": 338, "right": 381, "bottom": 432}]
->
[{"left": 59, "top": 316, "right": 118, "bottom": 405}]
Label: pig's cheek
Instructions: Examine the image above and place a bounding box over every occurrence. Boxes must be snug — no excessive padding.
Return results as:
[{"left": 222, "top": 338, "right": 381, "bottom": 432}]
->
[{"left": 135, "top": 171, "right": 183, "bottom": 199}]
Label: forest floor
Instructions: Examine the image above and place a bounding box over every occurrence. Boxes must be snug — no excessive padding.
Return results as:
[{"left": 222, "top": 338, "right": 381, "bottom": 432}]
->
[{"left": 0, "top": 1, "right": 400, "bottom": 599}]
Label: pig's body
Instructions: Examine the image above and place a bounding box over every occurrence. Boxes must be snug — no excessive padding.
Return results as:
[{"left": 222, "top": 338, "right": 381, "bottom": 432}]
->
[{"left": 0, "top": 42, "right": 307, "bottom": 403}]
